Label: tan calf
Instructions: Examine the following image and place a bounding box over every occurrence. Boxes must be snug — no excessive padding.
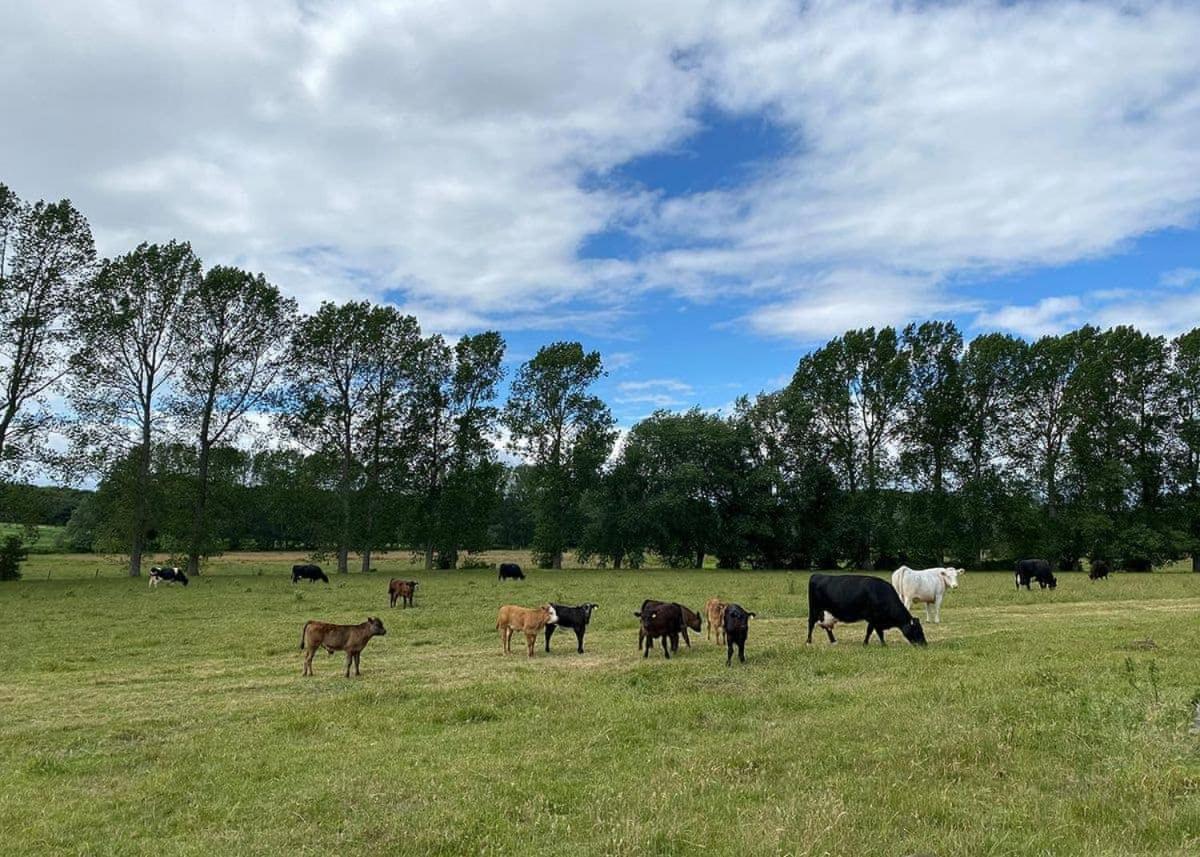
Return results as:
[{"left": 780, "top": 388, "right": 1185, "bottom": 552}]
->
[
  {"left": 705, "top": 598, "right": 728, "bottom": 644},
  {"left": 388, "top": 578, "right": 418, "bottom": 608},
  {"left": 300, "top": 617, "right": 387, "bottom": 677},
  {"left": 496, "top": 604, "right": 559, "bottom": 657}
]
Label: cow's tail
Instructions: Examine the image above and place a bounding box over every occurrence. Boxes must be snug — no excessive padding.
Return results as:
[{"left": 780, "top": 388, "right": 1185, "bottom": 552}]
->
[{"left": 299, "top": 621, "right": 311, "bottom": 650}]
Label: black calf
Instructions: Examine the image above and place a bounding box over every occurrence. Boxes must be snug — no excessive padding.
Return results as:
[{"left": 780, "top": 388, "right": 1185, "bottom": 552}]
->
[{"left": 722, "top": 603, "right": 755, "bottom": 666}]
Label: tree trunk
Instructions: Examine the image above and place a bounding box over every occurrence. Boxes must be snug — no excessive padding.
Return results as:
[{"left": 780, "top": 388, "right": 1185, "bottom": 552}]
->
[
  {"left": 186, "top": 441, "right": 212, "bottom": 576},
  {"left": 424, "top": 543, "right": 434, "bottom": 571},
  {"left": 360, "top": 549, "right": 372, "bottom": 573},
  {"left": 130, "top": 417, "right": 153, "bottom": 578},
  {"left": 553, "top": 548, "right": 563, "bottom": 570},
  {"left": 337, "top": 544, "right": 349, "bottom": 574},
  {"left": 695, "top": 548, "right": 705, "bottom": 569},
  {"left": 1193, "top": 554, "right": 1199, "bottom": 572}
]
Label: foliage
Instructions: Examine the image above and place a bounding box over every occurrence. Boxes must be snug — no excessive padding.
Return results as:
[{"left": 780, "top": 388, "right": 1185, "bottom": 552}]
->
[{"left": 0, "top": 534, "right": 27, "bottom": 580}]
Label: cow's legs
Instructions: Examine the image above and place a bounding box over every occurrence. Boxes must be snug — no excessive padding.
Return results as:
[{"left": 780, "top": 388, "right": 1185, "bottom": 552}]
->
[
  {"left": 545, "top": 624, "right": 556, "bottom": 652},
  {"left": 302, "top": 647, "right": 315, "bottom": 676},
  {"left": 575, "top": 628, "right": 585, "bottom": 654},
  {"left": 353, "top": 652, "right": 361, "bottom": 676},
  {"left": 726, "top": 638, "right": 733, "bottom": 666},
  {"left": 643, "top": 634, "right": 651, "bottom": 658},
  {"left": 525, "top": 632, "right": 535, "bottom": 658},
  {"left": 737, "top": 640, "right": 745, "bottom": 663},
  {"left": 344, "top": 652, "right": 353, "bottom": 678},
  {"left": 682, "top": 628, "right": 691, "bottom": 648},
  {"left": 876, "top": 627, "right": 886, "bottom": 645},
  {"left": 933, "top": 594, "right": 942, "bottom": 624},
  {"left": 863, "top": 624, "right": 874, "bottom": 646},
  {"left": 806, "top": 617, "right": 816, "bottom": 645}
]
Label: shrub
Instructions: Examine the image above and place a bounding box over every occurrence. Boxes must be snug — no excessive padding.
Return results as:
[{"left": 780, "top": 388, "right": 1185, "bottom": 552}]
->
[
  {"left": 459, "top": 556, "right": 494, "bottom": 570},
  {"left": 0, "top": 536, "right": 29, "bottom": 581}
]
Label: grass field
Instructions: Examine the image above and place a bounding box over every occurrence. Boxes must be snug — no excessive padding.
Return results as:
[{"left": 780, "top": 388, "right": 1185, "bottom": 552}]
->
[
  {"left": 2, "top": 556, "right": 1199, "bottom": 856},
  {"left": 0, "top": 522, "right": 66, "bottom": 554}
]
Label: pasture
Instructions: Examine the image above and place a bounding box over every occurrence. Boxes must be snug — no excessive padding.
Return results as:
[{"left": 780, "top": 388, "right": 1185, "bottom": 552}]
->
[{"left": 2, "top": 558, "right": 1198, "bottom": 856}]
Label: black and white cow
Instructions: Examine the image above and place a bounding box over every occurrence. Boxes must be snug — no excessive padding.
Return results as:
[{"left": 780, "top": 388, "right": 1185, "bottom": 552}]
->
[
  {"left": 291, "top": 563, "right": 329, "bottom": 584},
  {"left": 806, "top": 573, "right": 926, "bottom": 646},
  {"left": 149, "top": 566, "right": 188, "bottom": 588},
  {"left": 722, "top": 603, "right": 756, "bottom": 666},
  {"left": 544, "top": 602, "right": 599, "bottom": 653},
  {"left": 1015, "top": 559, "right": 1057, "bottom": 590},
  {"left": 498, "top": 562, "right": 525, "bottom": 580}
]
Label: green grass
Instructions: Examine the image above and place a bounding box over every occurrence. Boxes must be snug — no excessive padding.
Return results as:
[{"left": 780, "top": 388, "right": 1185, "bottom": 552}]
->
[
  {"left": 2, "top": 559, "right": 1199, "bottom": 856},
  {"left": 0, "top": 521, "right": 66, "bottom": 554}
]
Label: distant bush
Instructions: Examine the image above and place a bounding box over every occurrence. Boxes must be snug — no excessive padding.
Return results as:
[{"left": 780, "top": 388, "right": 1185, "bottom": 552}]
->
[
  {"left": 0, "top": 536, "right": 29, "bottom": 580},
  {"left": 459, "top": 556, "right": 494, "bottom": 570}
]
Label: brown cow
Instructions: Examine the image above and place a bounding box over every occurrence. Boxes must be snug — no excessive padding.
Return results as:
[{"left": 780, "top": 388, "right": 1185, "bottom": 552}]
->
[
  {"left": 300, "top": 617, "right": 387, "bottom": 677},
  {"left": 496, "top": 604, "right": 559, "bottom": 657},
  {"left": 705, "top": 597, "right": 728, "bottom": 644},
  {"left": 388, "top": 579, "right": 419, "bottom": 608},
  {"left": 637, "top": 600, "right": 702, "bottom": 652}
]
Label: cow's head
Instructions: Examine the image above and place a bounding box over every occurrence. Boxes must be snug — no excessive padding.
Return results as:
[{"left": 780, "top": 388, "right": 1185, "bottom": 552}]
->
[
  {"left": 544, "top": 605, "right": 559, "bottom": 625},
  {"left": 685, "top": 608, "right": 702, "bottom": 632},
  {"left": 367, "top": 617, "right": 387, "bottom": 636},
  {"left": 939, "top": 568, "right": 964, "bottom": 588},
  {"left": 901, "top": 617, "right": 927, "bottom": 646},
  {"left": 1047, "top": 574, "right": 1058, "bottom": 590},
  {"left": 579, "top": 603, "right": 598, "bottom": 620}
]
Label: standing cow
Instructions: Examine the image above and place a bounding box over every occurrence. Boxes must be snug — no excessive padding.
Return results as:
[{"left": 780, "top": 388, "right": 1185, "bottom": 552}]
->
[
  {"left": 498, "top": 562, "right": 525, "bottom": 580},
  {"left": 890, "top": 566, "right": 964, "bottom": 624},
  {"left": 388, "top": 579, "right": 418, "bottom": 608},
  {"left": 705, "top": 598, "right": 728, "bottom": 644},
  {"left": 635, "top": 602, "right": 684, "bottom": 659},
  {"left": 807, "top": 574, "right": 926, "bottom": 646},
  {"left": 300, "top": 617, "right": 387, "bottom": 677},
  {"left": 544, "top": 602, "right": 599, "bottom": 653},
  {"left": 292, "top": 564, "right": 329, "bottom": 584},
  {"left": 497, "top": 604, "right": 558, "bottom": 657},
  {"left": 1089, "top": 560, "right": 1111, "bottom": 581},
  {"left": 722, "top": 603, "right": 756, "bottom": 666},
  {"left": 149, "top": 566, "right": 188, "bottom": 587},
  {"left": 1015, "top": 559, "right": 1057, "bottom": 590}
]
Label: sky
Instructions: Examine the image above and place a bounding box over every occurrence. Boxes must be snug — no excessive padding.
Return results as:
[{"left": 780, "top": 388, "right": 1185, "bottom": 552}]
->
[{"left": 4, "top": 0, "right": 1200, "bottom": 429}]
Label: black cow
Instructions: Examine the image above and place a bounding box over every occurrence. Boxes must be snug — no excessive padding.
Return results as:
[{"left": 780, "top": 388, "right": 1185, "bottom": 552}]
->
[
  {"left": 498, "top": 562, "right": 525, "bottom": 580},
  {"left": 722, "top": 603, "right": 756, "bottom": 666},
  {"left": 292, "top": 563, "right": 329, "bottom": 584},
  {"left": 545, "top": 602, "right": 599, "bottom": 653},
  {"left": 1015, "top": 559, "right": 1057, "bottom": 590},
  {"left": 635, "top": 602, "right": 684, "bottom": 659},
  {"left": 637, "top": 599, "right": 702, "bottom": 651},
  {"left": 149, "top": 566, "right": 188, "bottom": 588},
  {"left": 1089, "top": 560, "right": 1111, "bottom": 581},
  {"left": 806, "top": 573, "right": 926, "bottom": 646}
]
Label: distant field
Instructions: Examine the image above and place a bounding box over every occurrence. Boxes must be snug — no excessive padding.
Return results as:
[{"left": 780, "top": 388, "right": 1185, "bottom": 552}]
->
[
  {"left": 2, "top": 561, "right": 1198, "bottom": 855},
  {"left": 0, "top": 522, "right": 66, "bottom": 554}
]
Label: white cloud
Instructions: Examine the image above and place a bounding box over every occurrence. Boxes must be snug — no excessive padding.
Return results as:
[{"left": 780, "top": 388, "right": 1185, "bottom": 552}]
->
[
  {"left": 977, "top": 288, "right": 1200, "bottom": 339},
  {"left": 3, "top": 0, "right": 1200, "bottom": 340},
  {"left": 614, "top": 377, "right": 695, "bottom": 407},
  {"left": 740, "top": 269, "right": 972, "bottom": 341}
]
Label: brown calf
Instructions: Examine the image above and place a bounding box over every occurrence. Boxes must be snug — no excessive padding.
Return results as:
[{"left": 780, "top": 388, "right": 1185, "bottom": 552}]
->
[
  {"left": 705, "top": 597, "right": 728, "bottom": 644},
  {"left": 388, "top": 579, "right": 418, "bottom": 608},
  {"left": 496, "top": 604, "right": 559, "bottom": 657},
  {"left": 300, "top": 617, "right": 387, "bottom": 677}
]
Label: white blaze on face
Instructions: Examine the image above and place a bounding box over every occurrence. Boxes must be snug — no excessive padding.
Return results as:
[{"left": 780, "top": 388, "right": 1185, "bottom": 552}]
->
[
  {"left": 819, "top": 611, "right": 840, "bottom": 630},
  {"left": 546, "top": 605, "right": 558, "bottom": 625}
]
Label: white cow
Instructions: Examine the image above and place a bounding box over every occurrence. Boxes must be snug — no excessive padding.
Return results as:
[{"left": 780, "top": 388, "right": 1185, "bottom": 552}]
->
[{"left": 890, "top": 566, "right": 964, "bottom": 624}]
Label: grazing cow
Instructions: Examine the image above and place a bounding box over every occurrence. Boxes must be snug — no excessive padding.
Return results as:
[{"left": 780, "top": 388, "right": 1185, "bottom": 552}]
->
[
  {"left": 497, "top": 604, "right": 558, "bottom": 657},
  {"left": 890, "top": 566, "right": 964, "bottom": 624},
  {"left": 545, "top": 602, "right": 599, "bottom": 653},
  {"left": 498, "top": 562, "right": 525, "bottom": 581},
  {"left": 722, "top": 603, "right": 756, "bottom": 666},
  {"left": 388, "top": 579, "right": 418, "bottom": 608},
  {"left": 292, "top": 563, "right": 329, "bottom": 584},
  {"left": 637, "top": 600, "right": 702, "bottom": 652},
  {"left": 806, "top": 573, "right": 927, "bottom": 647},
  {"left": 1089, "top": 560, "right": 1111, "bottom": 581},
  {"left": 1015, "top": 559, "right": 1057, "bottom": 590},
  {"left": 148, "top": 566, "right": 188, "bottom": 588},
  {"left": 300, "top": 617, "right": 387, "bottom": 677},
  {"left": 705, "top": 598, "right": 728, "bottom": 644},
  {"left": 635, "top": 602, "right": 684, "bottom": 659}
]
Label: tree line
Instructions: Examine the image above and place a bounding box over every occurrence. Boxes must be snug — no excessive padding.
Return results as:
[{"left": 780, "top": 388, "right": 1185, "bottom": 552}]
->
[{"left": 2, "top": 183, "right": 1198, "bottom": 575}]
